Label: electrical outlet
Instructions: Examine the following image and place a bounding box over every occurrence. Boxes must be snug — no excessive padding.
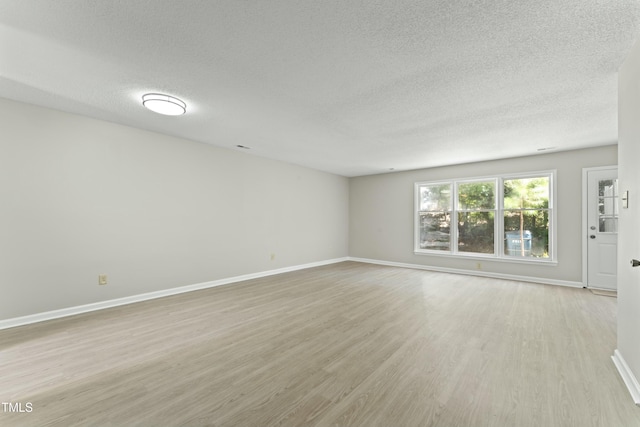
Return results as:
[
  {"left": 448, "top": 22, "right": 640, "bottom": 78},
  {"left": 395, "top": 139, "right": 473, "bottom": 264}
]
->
[{"left": 98, "top": 274, "right": 108, "bottom": 285}]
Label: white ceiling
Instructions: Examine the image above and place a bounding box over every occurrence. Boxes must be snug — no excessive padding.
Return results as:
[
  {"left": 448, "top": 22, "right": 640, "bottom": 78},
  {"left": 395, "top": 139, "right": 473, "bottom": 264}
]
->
[{"left": 1, "top": 1, "right": 639, "bottom": 177}]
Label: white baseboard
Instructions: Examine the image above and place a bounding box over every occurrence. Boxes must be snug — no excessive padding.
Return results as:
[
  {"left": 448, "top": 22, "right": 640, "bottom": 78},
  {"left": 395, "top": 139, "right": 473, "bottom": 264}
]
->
[
  {"left": 0, "top": 257, "right": 349, "bottom": 330},
  {"left": 347, "top": 257, "right": 584, "bottom": 288},
  {"left": 612, "top": 349, "right": 640, "bottom": 406}
]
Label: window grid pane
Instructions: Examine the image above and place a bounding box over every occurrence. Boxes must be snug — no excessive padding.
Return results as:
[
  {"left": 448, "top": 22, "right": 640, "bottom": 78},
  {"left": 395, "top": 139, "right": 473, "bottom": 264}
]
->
[
  {"left": 503, "top": 210, "right": 550, "bottom": 258},
  {"left": 419, "top": 184, "right": 451, "bottom": 211},
  {"left": 419, "top": 212, "right": 451, "bottom": 251},
  {"left": 458, "top": 211, "right": 495, "bottom": 254},
  {"left": 503, "top": 177, "right": 549, "bottom": 209},
  {"left": 457, "top": 181, "right": 495, "bottom": 210}
]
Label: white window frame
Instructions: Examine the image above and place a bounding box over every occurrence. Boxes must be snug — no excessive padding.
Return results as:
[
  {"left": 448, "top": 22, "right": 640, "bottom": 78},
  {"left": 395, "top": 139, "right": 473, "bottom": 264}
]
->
[{"left": 414, "top": 170, "right": 557, "bottom": 264}]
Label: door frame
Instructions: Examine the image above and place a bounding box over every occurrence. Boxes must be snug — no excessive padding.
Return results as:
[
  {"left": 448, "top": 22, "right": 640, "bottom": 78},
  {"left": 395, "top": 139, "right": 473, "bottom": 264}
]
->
[{"left": 582, "top": 165, "right": 618, "bottom": 288}]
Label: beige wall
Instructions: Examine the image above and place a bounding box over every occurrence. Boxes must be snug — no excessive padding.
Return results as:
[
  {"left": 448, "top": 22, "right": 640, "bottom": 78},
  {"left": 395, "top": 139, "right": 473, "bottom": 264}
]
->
[
  {"left": 0, "top": 98, "right": 349, "bottom": 320},
  {"left": 349, "top": 145, "right": 617, "bottom": 284},
  {"left": 617, "top": 39, "right": 640, "bottom": 397}
]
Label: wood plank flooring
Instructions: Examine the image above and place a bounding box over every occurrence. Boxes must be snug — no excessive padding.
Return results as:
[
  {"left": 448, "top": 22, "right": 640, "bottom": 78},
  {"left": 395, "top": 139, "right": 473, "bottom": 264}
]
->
[{"left": 1, "top": 261, "right": 639, "bottom": 426}]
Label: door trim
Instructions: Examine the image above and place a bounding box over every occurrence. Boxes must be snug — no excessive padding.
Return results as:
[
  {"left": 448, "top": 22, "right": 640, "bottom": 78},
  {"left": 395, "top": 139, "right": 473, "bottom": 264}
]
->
[{"left": 582, "top": 165, "right": 618, "bottom": 288}]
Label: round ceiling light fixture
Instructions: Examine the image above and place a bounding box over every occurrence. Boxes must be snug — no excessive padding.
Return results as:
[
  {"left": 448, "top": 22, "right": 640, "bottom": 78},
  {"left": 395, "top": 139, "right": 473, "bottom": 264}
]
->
[{"left": 142, "top": 93, "right": 186, "bottom": 116}]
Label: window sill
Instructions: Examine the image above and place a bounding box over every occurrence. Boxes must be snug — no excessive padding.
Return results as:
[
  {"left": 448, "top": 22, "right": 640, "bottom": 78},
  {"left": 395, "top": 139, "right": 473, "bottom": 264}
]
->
[{"left": 413, "top": 250, "right": 558, "bottom": 266}]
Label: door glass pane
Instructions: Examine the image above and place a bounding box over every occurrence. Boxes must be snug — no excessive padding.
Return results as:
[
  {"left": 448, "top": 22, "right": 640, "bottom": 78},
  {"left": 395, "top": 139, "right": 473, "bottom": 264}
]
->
[
  {"left": 458, "top": 211, "right": 494, "bottom": 254},
  {"left": 600, "top": 218, "right": 618, "bottom": 233},
  {"left": 419, "top": 212, "right": 451, "bottom": 250},
  {"left": 598, "top": 179, "right": 618, "bottom": 233},
  {"left": 598, "top": 179, "right": 616, "bottom": 196}
]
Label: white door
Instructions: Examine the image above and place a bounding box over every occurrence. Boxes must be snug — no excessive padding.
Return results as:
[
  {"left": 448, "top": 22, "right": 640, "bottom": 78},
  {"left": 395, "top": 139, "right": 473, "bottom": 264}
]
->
[{"left": 586, "top": 168, "right": 619, "bottom": 290}]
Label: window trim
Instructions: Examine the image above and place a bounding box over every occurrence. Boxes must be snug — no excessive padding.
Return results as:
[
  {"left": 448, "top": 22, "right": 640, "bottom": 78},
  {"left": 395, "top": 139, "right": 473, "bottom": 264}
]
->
[{"left": 414, "top": 170, "right": 557, "bottom": 264}]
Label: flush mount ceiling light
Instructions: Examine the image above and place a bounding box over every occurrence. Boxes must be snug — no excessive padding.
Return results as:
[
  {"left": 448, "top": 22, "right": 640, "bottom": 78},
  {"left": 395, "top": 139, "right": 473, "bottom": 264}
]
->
[{"left": 142, "top": 93, "right": 186, "bottom": 116}]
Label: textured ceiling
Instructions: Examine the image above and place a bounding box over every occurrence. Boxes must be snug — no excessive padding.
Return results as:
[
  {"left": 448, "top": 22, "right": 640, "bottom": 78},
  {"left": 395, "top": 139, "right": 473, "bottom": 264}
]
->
[{"left": 1, "top": 1, "right": 639, "bottom": 176}]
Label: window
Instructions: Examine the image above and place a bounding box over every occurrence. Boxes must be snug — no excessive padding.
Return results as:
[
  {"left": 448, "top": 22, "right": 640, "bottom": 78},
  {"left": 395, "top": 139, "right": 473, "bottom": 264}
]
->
[
  {"left": 503, "top": 177, "right": 550, "bottom": 258},
  {"left": 417, "top": 183, "right": 451, "bottom": 251},
  {"left": 415, "top": 172, "right": 554, "bottom": 262},
  {"left": 457, "top": 180, "right": 496, "bottom": 255}
]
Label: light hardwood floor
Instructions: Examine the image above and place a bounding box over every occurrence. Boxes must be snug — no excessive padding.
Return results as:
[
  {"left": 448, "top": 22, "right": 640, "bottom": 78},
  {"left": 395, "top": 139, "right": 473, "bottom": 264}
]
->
[{"left": 1, "top": 261, "right": 639, "bottom": 426}]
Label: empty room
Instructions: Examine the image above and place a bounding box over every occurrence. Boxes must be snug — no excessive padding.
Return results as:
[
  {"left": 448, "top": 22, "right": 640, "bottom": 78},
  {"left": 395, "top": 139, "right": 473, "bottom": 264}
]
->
[{"left": 2, "top": 1, "right": 640, "bottom": 426}]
